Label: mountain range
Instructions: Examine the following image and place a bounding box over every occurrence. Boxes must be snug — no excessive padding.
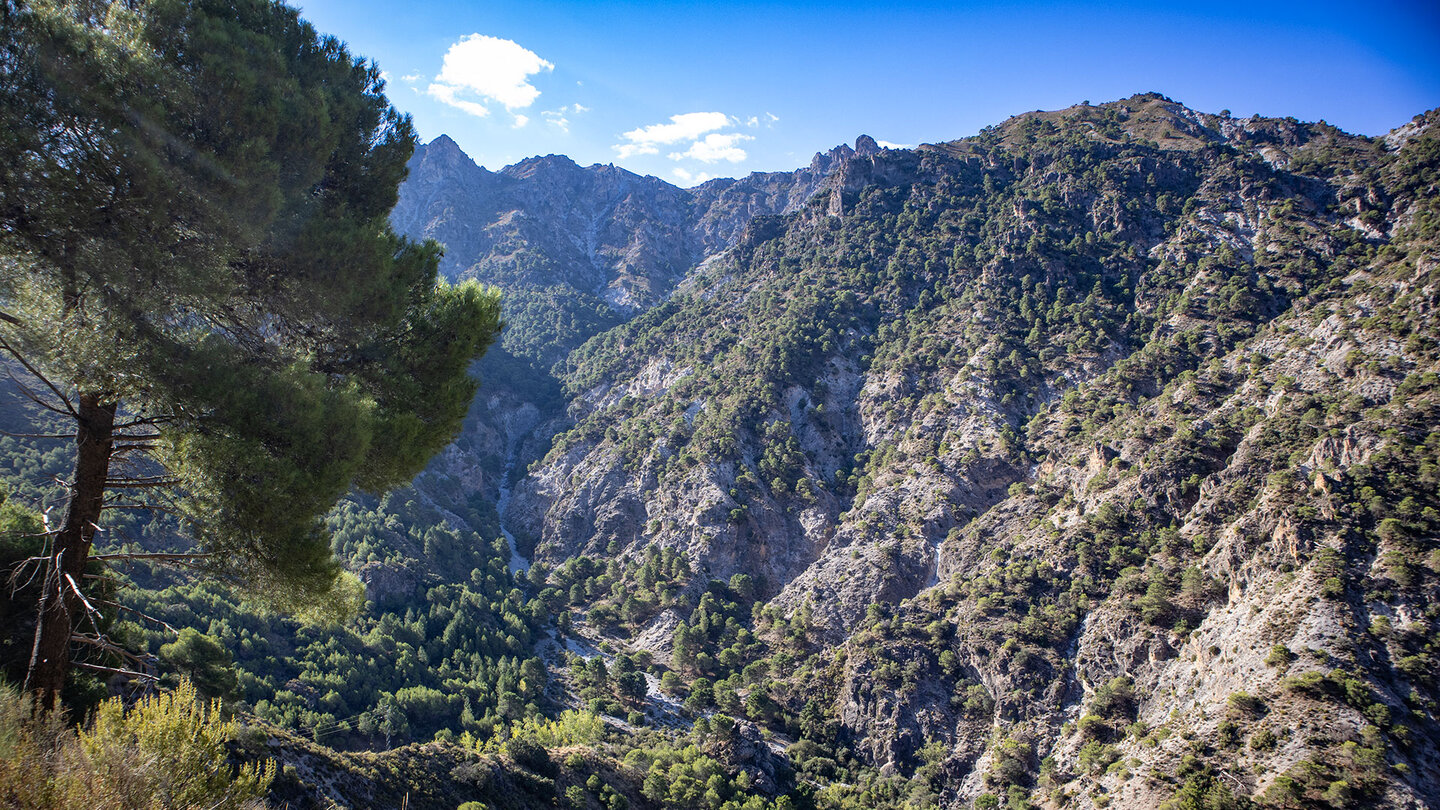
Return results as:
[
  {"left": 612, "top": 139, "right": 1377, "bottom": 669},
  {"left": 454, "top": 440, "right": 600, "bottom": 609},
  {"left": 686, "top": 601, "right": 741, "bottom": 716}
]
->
[{"left": 371, "top": 92, "right": 1440, "bottom": 808}]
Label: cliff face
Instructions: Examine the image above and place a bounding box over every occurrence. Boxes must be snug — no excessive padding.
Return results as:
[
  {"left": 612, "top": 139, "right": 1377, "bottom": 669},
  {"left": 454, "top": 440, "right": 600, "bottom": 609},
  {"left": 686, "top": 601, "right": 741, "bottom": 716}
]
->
[{"left": 382, "top": 95, "right": 1440, "bottom": 807}]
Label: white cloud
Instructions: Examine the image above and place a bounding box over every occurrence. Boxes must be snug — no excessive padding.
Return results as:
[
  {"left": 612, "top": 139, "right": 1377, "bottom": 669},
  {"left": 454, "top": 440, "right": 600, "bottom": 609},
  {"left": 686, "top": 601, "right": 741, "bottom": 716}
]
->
[
  {"left": 672, "top": 167, "right": 714, "bottom": 185},
  {"left": 513, "top": 114, "right": 529, "bottom": 128},
  {"left": 573, "top": 103, "right": 590, "bottom": 113},
  {"left": 427, "top": 34, "right": 553, "bottom": 119},
  {"left": 401, "top": 72, "right": 423, "bottom": 84},
  {"left": 765, "top": 112, "right": 780, "bottom": 124},
  {"left": 619, "top": 143, "right": 662, "bottom": 159},
  {"left": 615, "top": 143, "right": 659, "bottom": 159},
  {"left": 615, "top": 112, "right": 729, "bottom": 156},
  {"left": 668, "top": 132, "right": 752, "bottom": 163},
  {"left": 614, "top": 111, "right": 761, "bottom": 165},
  {"left": 876, "top": 140, "right": 912, "bottom": 150}
]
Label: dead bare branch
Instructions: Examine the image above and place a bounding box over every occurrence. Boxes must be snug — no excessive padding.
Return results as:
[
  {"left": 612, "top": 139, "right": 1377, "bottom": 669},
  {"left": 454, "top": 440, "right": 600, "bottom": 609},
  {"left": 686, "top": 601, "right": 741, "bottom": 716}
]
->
[
  {"left": 112, "top": 415, "right": 171, "bottom": 430},
  {"left": 104, "top": 478, "right": 180, "bottom": 490},
  {"left": 99, "top": 503, "right": 183, "bottom": 516},
  {"left": 93, "top": 600, "right": 177, "bottom": 633},
  {"left": 5, "top": 370, "right": 75, "bottom": 418},
  {"left": 65, "top": 572, "right": 102, "bottom": 626},
  {"left": 0, "top": 428, "right": 72, "bottom": 439},
  {"left": 72, "top": 661, "right": 158, "bottom": 681},
  {"left": 112, "top": 443, "right": 160, "bottom": 454},
  {"left": 0, "top": 340, "right": 78, "bottom": 417},
  {"left": 71, "top": 633, "right": 157, "bottom": 667},
  {"left": 6, "top": 555, "right": 48, "bottom": 593}
]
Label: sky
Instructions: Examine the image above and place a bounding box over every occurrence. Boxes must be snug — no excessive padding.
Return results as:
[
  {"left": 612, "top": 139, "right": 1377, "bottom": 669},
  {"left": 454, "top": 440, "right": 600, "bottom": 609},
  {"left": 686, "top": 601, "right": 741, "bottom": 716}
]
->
[{"left": 293, "top": 0, "right": 1440, "bottom": 186}]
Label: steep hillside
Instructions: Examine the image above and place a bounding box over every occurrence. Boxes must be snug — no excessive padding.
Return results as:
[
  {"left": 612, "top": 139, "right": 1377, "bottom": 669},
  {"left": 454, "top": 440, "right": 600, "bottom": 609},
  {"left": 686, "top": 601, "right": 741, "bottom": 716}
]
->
[
  {"left": 384, "top": 130, "right": 882, "bottom": 601},
  {"left": 506, "top": 94, "right": 1440, "bottom": 808}
]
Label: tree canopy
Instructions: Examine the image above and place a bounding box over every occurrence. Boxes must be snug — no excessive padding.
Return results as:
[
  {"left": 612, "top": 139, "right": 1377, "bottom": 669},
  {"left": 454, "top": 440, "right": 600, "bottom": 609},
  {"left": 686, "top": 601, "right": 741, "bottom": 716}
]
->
[{"left": 0, "top": 0, "right": 501, "bottom": 705}]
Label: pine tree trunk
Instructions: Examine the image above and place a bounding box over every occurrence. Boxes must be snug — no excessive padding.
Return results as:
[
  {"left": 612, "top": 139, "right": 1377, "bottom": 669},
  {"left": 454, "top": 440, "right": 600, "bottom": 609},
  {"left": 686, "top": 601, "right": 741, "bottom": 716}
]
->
[{"left": 24, "top": 392, "right": 116, "bottom": 710}]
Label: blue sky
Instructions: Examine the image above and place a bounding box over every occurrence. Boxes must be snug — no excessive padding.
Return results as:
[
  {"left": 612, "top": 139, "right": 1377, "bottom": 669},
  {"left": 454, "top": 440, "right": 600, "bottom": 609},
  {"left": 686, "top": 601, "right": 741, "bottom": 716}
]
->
[{"left": 294, "top": 0, "right": 1440, "bottom": 186}]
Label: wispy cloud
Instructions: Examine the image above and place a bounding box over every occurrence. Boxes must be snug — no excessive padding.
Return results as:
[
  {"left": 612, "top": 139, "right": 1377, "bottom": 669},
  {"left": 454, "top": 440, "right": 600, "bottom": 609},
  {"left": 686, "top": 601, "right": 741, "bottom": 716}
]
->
[
  {"left": 427, "top": 34, "right": 553, "bottom": 124},
  {"left": 669, "top": 132, "right": 753, "bottom": 163},
  {"left": 672, "top": 167, "right": 714, "bottom": 185},
  {"left": 429, "top": 84, "right": 490, "bottom": 118},
  {"left": 542, "top": 103, "right": 589, "bottom": 133},
  {"left": 876, "top": 139, "right": 912, "bottom": 149}
]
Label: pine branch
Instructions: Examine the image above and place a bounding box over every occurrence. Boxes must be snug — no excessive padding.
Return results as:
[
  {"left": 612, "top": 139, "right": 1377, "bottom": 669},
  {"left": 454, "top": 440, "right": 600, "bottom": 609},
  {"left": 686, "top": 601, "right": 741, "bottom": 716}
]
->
[
  {"left": 4, "top": 370, "right": 76, "bottom": 418},
  {"left": 90, "top": 551, "right": 214, "bottom": 563},
  {"left": 112, "top": 443, "right": 160, "bottom": 454}
]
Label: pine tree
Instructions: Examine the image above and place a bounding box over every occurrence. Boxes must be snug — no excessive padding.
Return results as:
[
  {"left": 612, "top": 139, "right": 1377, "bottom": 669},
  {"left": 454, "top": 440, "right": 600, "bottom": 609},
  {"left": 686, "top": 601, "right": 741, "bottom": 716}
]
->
[{"left": 0, "top": 0, "right": 501, "bottom": 707}]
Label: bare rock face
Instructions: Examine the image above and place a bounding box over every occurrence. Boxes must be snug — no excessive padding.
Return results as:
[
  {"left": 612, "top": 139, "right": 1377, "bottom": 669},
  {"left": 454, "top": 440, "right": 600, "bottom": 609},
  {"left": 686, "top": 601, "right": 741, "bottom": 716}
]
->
[
  {"left": 631, "top": 608, "right": 684, "bottom": 663},
  {"left": 357, "top": 560, "right": 422, "bottom": 607},
  {"left": 727, "top": 720, "right": 791, "bottom": 793}
]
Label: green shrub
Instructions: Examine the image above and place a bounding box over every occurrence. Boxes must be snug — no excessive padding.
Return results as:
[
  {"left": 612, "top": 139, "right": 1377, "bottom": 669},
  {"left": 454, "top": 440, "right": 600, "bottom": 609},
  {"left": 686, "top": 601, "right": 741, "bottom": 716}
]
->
[
  {"left": 1264, "top": 644, "right": 1294, "bottom": 668},
  {"left": 1249, "top": 728, "right": 1278, "bottom": 751},
  {"left": 0, "top": 678, "right": 274, "bottom": 810}
]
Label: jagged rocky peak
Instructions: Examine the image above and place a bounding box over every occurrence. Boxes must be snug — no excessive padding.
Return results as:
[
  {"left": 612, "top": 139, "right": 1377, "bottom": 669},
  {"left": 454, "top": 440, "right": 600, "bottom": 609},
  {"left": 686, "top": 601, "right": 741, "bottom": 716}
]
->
[
  {"left": 499, "top": 152, "right": 584, "bottom": 181},
  {"left": 413, "top": 133, "right": 488, "bottom": 177},
  {"left": 807, "top": 134, "right": 887, "bottom": 177},
  {"left": 425, "top": 132, "right": 463, "bottom": 156}
]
